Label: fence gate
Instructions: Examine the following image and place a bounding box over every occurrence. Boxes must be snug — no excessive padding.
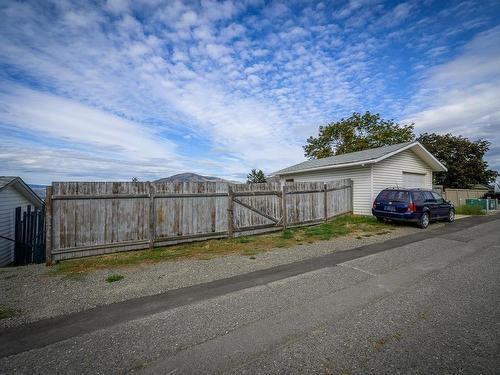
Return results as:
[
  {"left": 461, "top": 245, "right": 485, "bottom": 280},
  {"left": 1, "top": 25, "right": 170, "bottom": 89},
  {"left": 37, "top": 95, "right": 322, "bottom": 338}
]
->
[{"left": 14, "top": 205, "right": 46, "bottom": 265}]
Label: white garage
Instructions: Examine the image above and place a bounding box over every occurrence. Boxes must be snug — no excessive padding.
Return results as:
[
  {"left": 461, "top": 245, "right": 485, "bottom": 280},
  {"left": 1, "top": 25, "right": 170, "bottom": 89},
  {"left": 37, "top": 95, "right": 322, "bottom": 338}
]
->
[{"left": 272, "top": 141, "right": 447, "bottom": 215}]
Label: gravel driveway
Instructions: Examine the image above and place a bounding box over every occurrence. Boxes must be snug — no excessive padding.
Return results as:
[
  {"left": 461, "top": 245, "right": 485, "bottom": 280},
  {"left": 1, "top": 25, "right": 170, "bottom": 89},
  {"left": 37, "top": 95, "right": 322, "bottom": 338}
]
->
[{"left": 0, "top": 224, "right": 430, "bottom": 328}]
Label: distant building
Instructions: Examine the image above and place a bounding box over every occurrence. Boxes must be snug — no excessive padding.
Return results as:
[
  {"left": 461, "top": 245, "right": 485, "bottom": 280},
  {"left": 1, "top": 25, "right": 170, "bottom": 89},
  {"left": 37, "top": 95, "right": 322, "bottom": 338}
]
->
[{"left": 0, "top": 177, "right": 44, "bottom": 266}]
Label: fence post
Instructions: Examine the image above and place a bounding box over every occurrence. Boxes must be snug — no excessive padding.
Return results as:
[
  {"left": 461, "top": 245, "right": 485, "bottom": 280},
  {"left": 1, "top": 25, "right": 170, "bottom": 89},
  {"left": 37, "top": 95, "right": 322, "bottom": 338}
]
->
[
  {"left": 281, "top": 184, "right": 287, "bottom": 230},
  {"left": 45, "top": 186, "right": 53, "bottom": 266},
  {"left": 324, "top": 183, "right": 328, "bottom": 222},
  {"left": 148, "top": 182, "right": 155, "bottom": 249},
  {"left": 227, "top": 184, "right": 234, "bottom": 238}
]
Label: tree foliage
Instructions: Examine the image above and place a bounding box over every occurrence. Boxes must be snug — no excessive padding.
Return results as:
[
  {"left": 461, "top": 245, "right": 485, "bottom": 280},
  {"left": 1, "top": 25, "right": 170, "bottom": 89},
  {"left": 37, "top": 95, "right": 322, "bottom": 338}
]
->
[
  {"left": 247, "top": 169, "right": 267, "bottom": 183},
  {"left": 303, "top": 112, "right": 415, "bottom": 159},
  {"left": 417, "top": 133, "right": 498, "bottom": 188}
]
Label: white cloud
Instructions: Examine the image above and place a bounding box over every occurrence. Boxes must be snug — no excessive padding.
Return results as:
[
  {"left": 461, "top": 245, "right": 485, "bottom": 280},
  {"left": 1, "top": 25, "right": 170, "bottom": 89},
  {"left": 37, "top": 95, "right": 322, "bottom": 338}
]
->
[
  {"left": 406, "top": 26, "right": 500, "bottom": 170},
  {"left": 0, "top": 83, "right": 178, "bottom": 161}
]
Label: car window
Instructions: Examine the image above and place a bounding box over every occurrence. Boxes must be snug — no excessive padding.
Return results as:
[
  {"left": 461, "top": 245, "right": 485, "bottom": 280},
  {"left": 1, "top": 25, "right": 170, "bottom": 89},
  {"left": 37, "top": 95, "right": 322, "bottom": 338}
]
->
[
  {"left": 424, "top": 191, "right": 435, "bottom": 201},
  {"left": 377, "top": 190, "right": 410, "bottom": 202},
  {"left": 412, "top": 191, "right": 425, "bottom": 202},
  {"left": 432, "top": 192, "right": 444, "bottom": 203}
]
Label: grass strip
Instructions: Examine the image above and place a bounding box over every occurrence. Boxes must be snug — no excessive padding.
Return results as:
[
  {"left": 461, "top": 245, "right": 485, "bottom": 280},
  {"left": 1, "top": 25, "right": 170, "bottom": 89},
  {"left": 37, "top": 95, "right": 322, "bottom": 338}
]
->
[{"left": 53, "top": 214, "right": 392, "bottom": 276}]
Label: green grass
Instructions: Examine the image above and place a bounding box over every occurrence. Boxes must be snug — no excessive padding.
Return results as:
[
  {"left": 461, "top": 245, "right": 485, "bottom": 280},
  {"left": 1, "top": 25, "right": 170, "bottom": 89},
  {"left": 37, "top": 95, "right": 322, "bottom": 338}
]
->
[
  {"left": 303, "top": 222, "right": 350, "bottom": 240},
  {"left": 235, "top": 237, "right": 253, "bottom": 243},
  {"left": 0, "top": 306, "right": 18, "bottom": 320},
  {"left": 281, "top": 229, "right": 294, "bottom": 239},
  {"left": 106, "top": 274, "right": 124, "bottom": 283},
  {"left": 52, "top": 214, "right": 392, "bottom": 277},
  {"left": 455, "top": 205, "right": 485, "bottom": 215}
]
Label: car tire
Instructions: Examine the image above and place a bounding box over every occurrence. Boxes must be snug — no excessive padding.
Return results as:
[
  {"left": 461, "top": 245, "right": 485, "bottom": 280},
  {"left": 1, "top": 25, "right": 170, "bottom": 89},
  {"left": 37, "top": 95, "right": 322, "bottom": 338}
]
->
[
  {"left": 418, "top": 212, "right": 429, "bottom": 229},
  {"left": 446, "top": 208, "right": 455, "bottom": 222}
]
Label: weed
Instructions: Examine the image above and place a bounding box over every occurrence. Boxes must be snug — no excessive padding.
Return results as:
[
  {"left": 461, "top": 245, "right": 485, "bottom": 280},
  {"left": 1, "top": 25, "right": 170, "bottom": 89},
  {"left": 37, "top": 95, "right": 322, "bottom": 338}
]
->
[
  {"left": 275, "top": 239, "right": 288, "bottom": 248},
  {"left": 0, "top": 306, "right": 18, "bottom": 320},
  {"left": 304, "top": 222, "right": 350, "bottom": 240},
  {"left": 235, "top": 237, "right": 253, "bottom": 244},
  {"left": 106, "top": 274, "right": 124, "bottom": 283},
  {"left": 455, "top": 205, "right": 485, "bottom": 215},
  {"left": 281, "top": 229, "right": 294, "bottom": 239}
]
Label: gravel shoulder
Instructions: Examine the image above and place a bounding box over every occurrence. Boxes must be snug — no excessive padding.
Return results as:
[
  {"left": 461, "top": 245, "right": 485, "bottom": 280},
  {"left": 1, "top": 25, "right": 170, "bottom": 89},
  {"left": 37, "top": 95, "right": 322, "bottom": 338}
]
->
[{"left": 0, "top": 223, "right": 433, "bottom": 328}]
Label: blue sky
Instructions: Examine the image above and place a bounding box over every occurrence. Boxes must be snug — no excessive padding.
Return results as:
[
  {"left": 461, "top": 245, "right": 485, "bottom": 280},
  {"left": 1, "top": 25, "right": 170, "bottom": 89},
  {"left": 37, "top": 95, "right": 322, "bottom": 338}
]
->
[{"left": 1, "top": 0, "right": 499, "bottom": 184}]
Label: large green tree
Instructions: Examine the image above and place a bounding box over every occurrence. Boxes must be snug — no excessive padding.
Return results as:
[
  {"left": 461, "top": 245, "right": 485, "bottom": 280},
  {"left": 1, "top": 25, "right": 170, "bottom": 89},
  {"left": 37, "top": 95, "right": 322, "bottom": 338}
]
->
[
  {"left": 417, "top": 133, "right": 497, "bottom": 188},
  {"left": 303, "top": 112, "right": 415, "bottom": 159},
  {"left": 247, "top": 169, "right": 267, "bottom": 183}
]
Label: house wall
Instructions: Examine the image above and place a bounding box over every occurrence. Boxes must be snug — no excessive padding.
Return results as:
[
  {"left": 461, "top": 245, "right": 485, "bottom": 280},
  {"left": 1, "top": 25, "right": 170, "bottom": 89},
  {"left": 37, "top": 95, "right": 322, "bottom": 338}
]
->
[
  {"left": 0, "top": 187, "right": 33, "bottom": 266},
  {"left": 279, "top": 165, "right": 372, "bottom": 215},
  {"left": 372, "top": 149, "right": 433, "bottom": 203}
]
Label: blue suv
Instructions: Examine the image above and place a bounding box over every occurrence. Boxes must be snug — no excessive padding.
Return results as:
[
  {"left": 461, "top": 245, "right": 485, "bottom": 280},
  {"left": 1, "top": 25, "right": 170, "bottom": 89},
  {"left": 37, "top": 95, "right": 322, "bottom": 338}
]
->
[{"left": 372, "top": 188, "right": 455, "bottom": 229}]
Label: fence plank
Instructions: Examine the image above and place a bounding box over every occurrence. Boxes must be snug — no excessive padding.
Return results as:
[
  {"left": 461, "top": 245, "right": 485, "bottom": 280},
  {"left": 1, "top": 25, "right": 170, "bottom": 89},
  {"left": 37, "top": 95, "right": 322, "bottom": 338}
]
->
[
  {"left": 227, "top": 185, "right": 234, "bottom": 238},
  {"left": 49, "top": 179, "right": 353, "bottom": 261},
  {"left": 45, "top": 187, "right": 53, "bottom": 265}
]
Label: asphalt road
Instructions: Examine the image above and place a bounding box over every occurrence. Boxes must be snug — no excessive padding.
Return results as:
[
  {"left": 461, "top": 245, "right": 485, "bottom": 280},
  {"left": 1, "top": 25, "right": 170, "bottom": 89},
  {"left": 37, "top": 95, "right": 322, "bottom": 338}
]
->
[{"left": 1, "top": 215, "right": 499, "bottom": 374}]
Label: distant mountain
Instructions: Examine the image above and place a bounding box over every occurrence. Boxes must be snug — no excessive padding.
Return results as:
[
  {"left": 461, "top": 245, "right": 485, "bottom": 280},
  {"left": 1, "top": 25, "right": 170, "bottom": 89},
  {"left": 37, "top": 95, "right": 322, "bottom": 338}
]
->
[
  {"left": 154, "top": 173, "right": 237, "bottom": 183},
  {"left": 28, "top": 184, "right": 47, "bottom": 200}
]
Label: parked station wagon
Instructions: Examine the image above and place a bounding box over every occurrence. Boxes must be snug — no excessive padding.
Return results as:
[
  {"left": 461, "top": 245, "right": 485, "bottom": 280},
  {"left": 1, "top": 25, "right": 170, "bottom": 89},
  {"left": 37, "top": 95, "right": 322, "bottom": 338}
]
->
[{"left": 372, "top": 188, "right": 455, "bottom": 229}]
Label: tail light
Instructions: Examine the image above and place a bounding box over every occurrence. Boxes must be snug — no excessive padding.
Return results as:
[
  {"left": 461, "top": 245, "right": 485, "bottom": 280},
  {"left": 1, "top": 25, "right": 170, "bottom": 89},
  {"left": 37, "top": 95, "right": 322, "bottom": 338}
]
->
[
  {"left": 372, "top": 201, "right": 377, "bottom": 209},
  {"left": 407, "top": 202, "right": 416, "bottom": 212}
]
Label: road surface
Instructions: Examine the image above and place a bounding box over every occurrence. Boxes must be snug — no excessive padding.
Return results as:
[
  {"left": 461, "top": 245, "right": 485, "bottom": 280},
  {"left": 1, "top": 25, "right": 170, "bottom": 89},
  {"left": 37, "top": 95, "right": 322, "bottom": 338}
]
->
[{"left": 1, "top": 215, "right": 499, "bottom": 374}]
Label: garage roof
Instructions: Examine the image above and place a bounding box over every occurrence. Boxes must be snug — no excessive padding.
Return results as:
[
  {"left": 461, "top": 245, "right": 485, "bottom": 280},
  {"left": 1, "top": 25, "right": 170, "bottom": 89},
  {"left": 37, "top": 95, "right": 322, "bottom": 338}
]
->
[{"left": 272, "top": 141, "right": 447, "bottom": 175}]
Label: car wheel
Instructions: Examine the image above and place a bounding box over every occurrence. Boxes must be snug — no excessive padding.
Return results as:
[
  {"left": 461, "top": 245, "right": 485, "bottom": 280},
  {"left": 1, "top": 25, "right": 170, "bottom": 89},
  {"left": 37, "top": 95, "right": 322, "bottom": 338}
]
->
[
  {"left": 446, "top": 208, "right": 455, "bottom": 222},
  {"left": 418, "top": 212, "right": 429, "bottom": 229}
]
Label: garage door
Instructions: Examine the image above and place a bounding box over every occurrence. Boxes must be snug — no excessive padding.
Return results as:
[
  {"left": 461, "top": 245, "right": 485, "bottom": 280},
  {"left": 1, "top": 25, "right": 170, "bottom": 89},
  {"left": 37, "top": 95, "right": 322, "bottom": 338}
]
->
[{"left": 402, "top": 172, "right": 426, "bottom": 188}]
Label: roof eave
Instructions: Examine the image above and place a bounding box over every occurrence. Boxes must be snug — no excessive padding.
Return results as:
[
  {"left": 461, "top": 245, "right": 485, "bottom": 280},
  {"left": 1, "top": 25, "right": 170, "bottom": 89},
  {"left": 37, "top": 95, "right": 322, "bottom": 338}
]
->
[
  {"left": 4, "top": 178, "right": 45, "bottom": 207},
  {"left": 272, "top": 159, "right": 378, "bottom": 176},
  {"left": 272, "top": 141, "right": 447, "bottom": 176}
]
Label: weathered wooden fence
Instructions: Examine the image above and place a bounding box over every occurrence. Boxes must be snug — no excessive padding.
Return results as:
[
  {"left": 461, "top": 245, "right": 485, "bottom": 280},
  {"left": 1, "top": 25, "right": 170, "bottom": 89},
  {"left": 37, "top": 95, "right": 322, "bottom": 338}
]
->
[
  {"left": 442, "top": 188, "right": 489, "bottom": 207},
  {"left": 45, "top": 179, "right": 352, "bottom": 262},
  {"left": 433, "top": 185, "right": 490, "bottom": 207}
]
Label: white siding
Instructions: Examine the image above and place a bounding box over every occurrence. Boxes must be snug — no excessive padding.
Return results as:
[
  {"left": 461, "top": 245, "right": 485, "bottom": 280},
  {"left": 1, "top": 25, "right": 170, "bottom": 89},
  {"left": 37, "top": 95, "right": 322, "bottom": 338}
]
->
[
  {"left": 372, "top": 149, "right": 433, "bottom": 203},
  {"left": 279, "top": 165, "right": 372, "bottom": 215},
  {"left": 0, "top": 187, "right": 32, "bottom": 266}
]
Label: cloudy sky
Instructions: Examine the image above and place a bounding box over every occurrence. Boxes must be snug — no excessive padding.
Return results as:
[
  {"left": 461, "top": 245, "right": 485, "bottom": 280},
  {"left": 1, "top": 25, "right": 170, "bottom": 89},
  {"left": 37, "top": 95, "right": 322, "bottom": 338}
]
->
[{"left": 1, "top": 0, "right": 499, "bottom": 184}]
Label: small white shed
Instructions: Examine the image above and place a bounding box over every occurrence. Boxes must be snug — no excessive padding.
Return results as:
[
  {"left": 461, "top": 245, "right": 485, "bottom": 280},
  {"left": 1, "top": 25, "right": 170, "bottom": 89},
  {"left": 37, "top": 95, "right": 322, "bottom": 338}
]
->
[
  {"left": 272, "top": 142, "right": 447, "bottom": 215},
  {"left": 0, "top": 177, "right": 44, "bottom": 266}
]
